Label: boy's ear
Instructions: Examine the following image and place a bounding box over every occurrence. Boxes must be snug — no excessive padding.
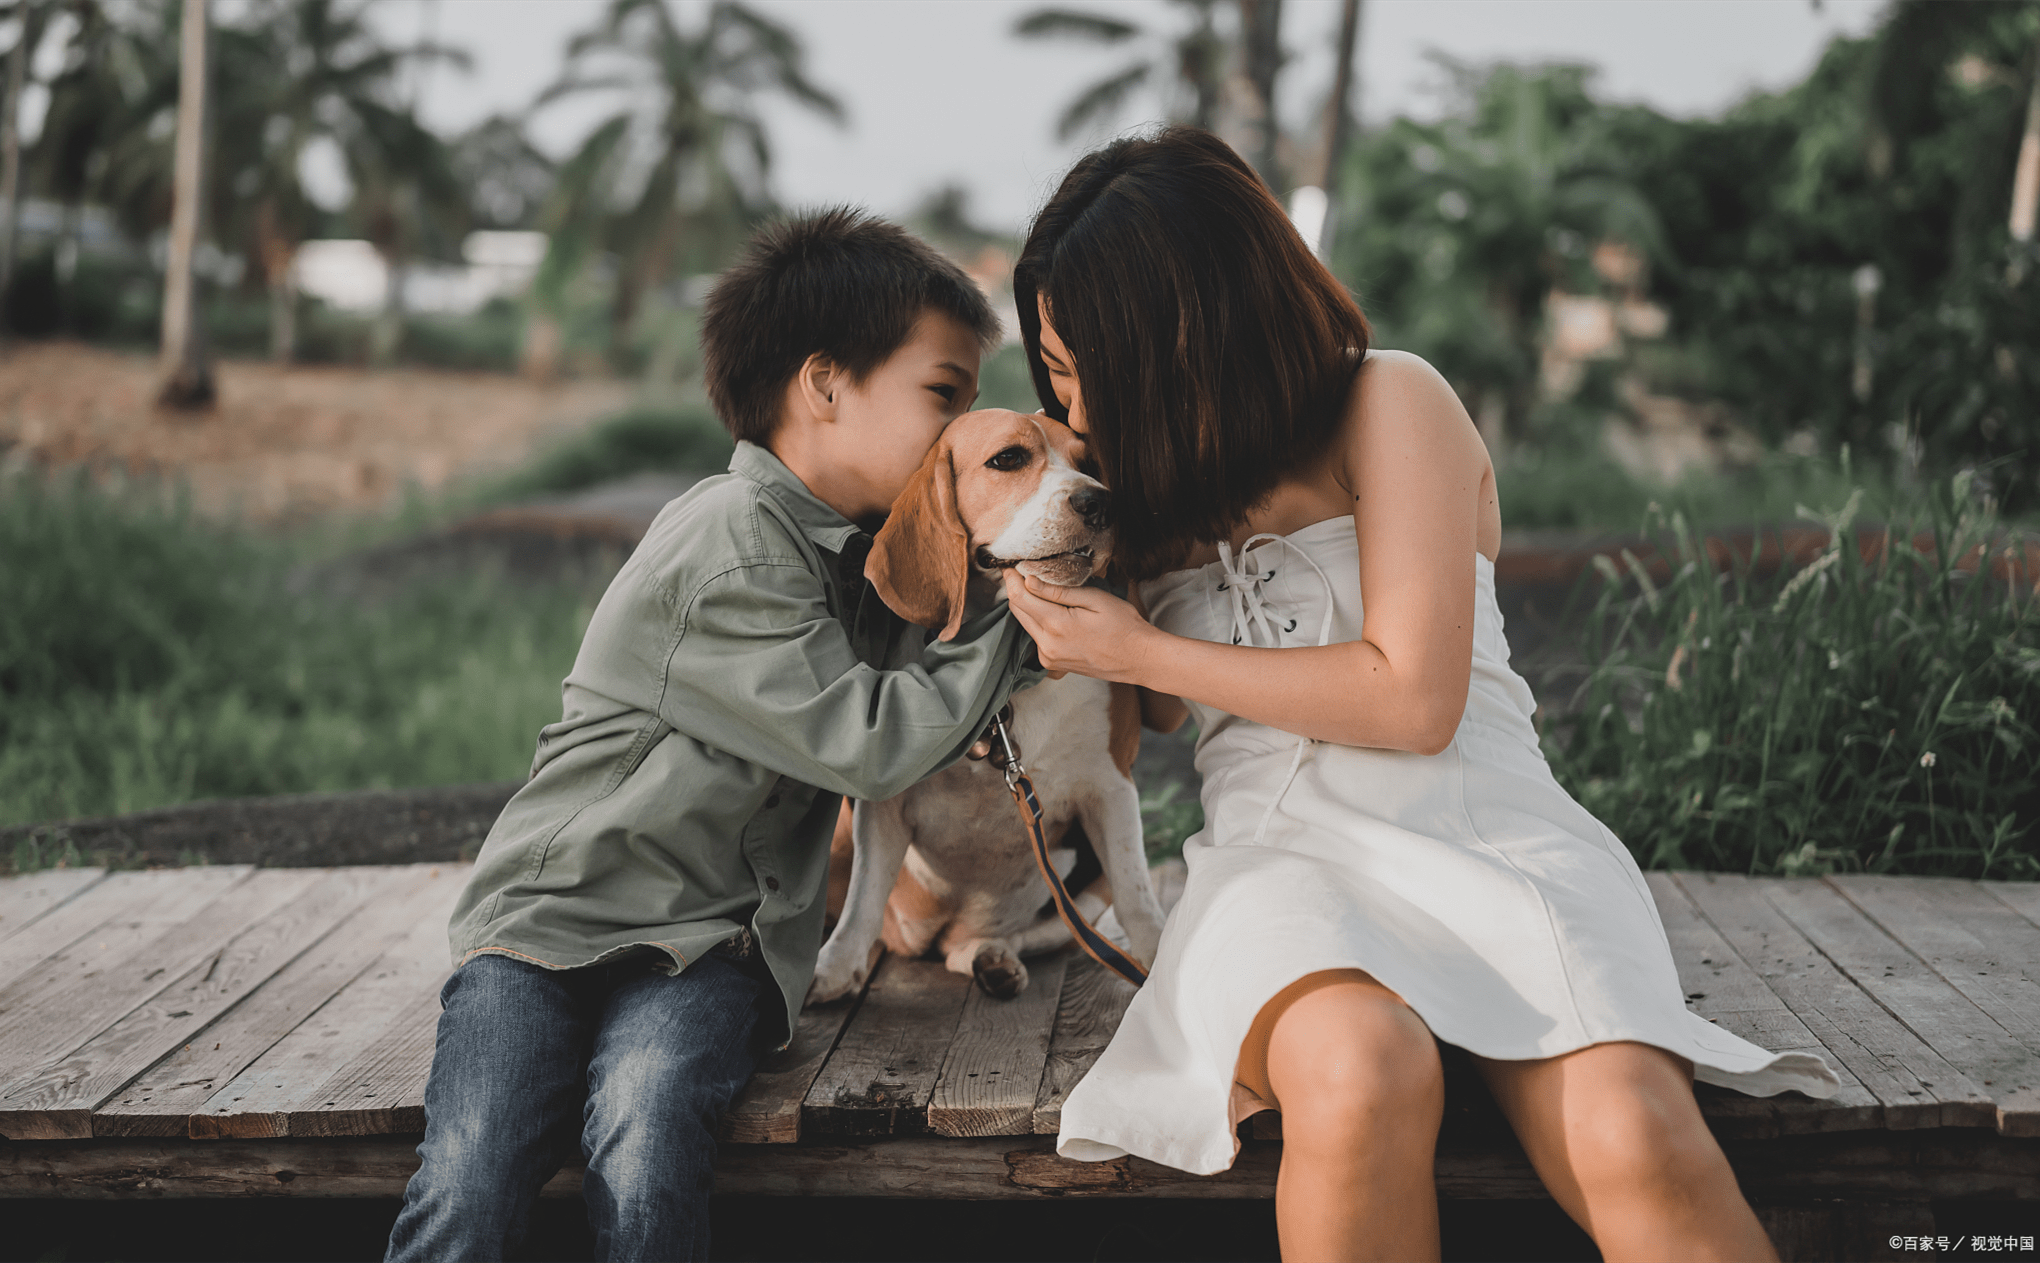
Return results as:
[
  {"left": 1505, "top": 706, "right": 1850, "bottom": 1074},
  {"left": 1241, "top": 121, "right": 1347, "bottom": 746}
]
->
[
  {"left": 867, "top": 436, "right": 971, "bottom": 641},
  {"left": 798, "top": 352, "right": 840, "bottom": 420}
]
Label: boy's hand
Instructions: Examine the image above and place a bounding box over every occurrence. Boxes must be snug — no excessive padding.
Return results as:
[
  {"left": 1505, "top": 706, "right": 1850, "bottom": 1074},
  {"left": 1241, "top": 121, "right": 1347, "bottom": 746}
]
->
[{"left": 1002, "top": 570, "right": 1155, "bottom": 684}]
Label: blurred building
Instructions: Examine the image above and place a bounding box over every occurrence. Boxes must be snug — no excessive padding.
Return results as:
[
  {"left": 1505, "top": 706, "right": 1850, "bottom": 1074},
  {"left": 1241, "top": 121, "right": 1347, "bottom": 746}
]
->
[{"left": 293, "top": 231, "right": 547, "bottom": 315}]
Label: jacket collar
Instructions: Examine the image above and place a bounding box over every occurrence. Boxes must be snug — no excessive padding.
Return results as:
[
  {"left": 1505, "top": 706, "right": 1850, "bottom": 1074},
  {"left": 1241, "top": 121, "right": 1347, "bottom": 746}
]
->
[{"left": 730, "top": 440, "right": 864, "bottom": 554}]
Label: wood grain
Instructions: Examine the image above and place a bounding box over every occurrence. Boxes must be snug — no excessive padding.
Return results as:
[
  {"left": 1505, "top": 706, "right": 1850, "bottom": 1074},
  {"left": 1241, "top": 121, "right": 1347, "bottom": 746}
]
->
[
  {"left": 1984, "top": 880, "right": 2040, "bottom": 931},
  {"left": 0, "top": 869, "right": 107, "bottom": 947},
  {"left": 1031, "top": 952, "right": 1137, "bottom": 1134},
  {"left": 1646, "top": 873, "right": 1882, "bottom": 1136},
  {"left": 279, "top": 987, "right": 442, "bottom": 1137},
  {"left": 189, "top": 885, "right": 458, "bottom": 1140},
  {"left": 1757, "top": 876, "right": 2040, "bottom": 1136},
  {"left": 0, "top": 869, "right": 306, "bottom": 1098},
  {"left": 0, "top": 868, "right": 403, "bottom": 1140},
  {"left": 722, "top": 985, "right": 867, "bottom": 1145},
  {"left": 1826, "top": 874, "right": 2040, "bottom": 1137},
  {"left": 0, "top": 867, "right": 249, "bottom": 996},
  {"left": 92, "top": 866, "right": 458, "bottom": 1138},
  {"left": 7, "top": 1128, "right": 2035, "bottom": 1203},
  {"left": 801, "top": 953, "right": 970, "bottom": 1139},
  {"left": 928, "top": 952, "right": 1067, "bottom": 1138},
  {"left": 1673, "top": 873, "right": 1995, "bottom": 1131}
]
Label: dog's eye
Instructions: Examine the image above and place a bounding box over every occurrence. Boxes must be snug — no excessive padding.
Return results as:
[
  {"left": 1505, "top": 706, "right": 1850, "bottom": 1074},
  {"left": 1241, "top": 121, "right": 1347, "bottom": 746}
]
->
[{"left": 986, "top": 446, "right": 1030, "bottom": 472}]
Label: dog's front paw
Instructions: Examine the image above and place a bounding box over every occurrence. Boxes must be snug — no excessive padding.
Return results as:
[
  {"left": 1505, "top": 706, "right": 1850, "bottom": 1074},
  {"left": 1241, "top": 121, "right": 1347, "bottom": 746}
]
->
[
  {"left": 970, "top": 943, "right": 1028, "bottom": 999},
  {"left": 806, "top": 940, "right": 872, "bottom": 1005}
]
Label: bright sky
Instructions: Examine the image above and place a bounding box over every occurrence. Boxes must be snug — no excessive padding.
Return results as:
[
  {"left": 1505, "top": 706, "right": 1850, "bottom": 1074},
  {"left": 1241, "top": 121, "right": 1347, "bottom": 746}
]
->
[{"left": 383, "top": 0, "right": 1886, "bottom": 235}]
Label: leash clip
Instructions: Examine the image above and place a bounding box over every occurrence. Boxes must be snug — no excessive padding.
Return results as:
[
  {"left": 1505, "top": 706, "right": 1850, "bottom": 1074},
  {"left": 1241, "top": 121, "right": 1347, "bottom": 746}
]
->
[{"left": 991, "top": 712, "right": 1023, "bottom": 789}]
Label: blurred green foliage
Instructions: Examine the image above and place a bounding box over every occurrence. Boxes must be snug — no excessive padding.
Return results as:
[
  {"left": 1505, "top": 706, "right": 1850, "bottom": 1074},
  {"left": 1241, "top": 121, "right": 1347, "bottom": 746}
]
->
[
  {"left": 1543, "top": 468, "right": 2040, "bottom": 878},
  {"left": 1333, "top": 1, "right": 2040, "bottom": 511},
  {"left": 489, "top": 402, "right": 734, "bottom": 502},
  {"left": 0, "top": 476, "right": 590, "bottom": 828}
]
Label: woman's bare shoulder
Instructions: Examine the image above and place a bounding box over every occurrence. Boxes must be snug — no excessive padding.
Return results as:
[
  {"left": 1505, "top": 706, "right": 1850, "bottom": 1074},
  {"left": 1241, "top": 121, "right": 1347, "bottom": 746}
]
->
[{"left": 1353, "top": 348, "right": 1463, "bottom": 412}]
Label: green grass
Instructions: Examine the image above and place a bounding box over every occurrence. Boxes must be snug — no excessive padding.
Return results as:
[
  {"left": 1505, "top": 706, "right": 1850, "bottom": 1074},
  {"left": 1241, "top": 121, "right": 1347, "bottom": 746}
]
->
[
  {"left": 1497, "top": 443, "right": 1924, "bottom": 533},
  {"left": 0, "top": 475, "right": 592, "bottom": 834},
  {"left": 485, "top": 401, "right": 733, "bottom": 503},
  {"left": 1542, "top": 465, "right": 2040, "bottom": 878}
]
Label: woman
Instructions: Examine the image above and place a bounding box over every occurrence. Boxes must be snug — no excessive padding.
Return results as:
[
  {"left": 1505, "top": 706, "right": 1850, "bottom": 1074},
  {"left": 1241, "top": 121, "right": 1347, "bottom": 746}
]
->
[{"left": 1000, "top": 127, "right": 1839, "bottom": 1262}]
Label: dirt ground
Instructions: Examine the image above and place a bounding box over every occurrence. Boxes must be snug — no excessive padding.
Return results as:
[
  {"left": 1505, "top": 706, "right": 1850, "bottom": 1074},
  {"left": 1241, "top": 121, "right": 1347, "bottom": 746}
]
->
[{"left": 0, "top": 341, "right": 631, "bottom": 522}]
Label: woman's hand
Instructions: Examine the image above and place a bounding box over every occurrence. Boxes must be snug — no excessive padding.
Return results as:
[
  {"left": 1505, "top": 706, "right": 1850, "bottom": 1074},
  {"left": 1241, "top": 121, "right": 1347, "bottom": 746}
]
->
[{"left": 1003, "top": 571, "right": 1157, "bottom": 683}]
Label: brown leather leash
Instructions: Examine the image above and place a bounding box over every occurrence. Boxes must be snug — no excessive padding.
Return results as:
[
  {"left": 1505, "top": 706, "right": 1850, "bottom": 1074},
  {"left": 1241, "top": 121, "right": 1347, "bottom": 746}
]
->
[{"left": 984, "top": 711, "right": 1149, "bottom": 988}]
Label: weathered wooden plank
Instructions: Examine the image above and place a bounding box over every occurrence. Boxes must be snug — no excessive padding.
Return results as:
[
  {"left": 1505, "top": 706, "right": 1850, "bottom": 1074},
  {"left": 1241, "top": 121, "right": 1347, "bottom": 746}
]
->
[
  {"left": 0, "top": 869, "right": 107, "bottom": 947},
  {"left": 722, "top": 984, "right": 867, "bottom": 1145},
  {"left": 1759, "top": 876, "right": 2040, "bottom": 1137},
  {"left": 1031, "top": 952, "right": 1136, "bottom": 1134},
  {"left": 0, "top": 868, "right": 404, "bottom": 1140},
  {"left": 189, "top": 888, "right": 457, "bottom": 1139},
  {"left": 1674, "top": 873, "right": 1994, "bottom": 1131},
  {"left": 801, "top": 953, "right": 970, "bottom": 1139},
  {"left": 1646, "top": 873, "right": 1882, "bottom": 1137},
  {"left": 0, "top": 868, "right": 305, "bottom": 1095},
  {"left": 1827, "top": 874, "right": 2040, "bottom": 1138},
  {"left": 280, "top": 987, "right": 443, "bottom": 1138},
  {"left": 1984, "top": 880, "right": 2040, "bottom": 930},
  {"left": 6, "top": 1127, "right": 2036, "bottom": 1203},
  {"left": 0, "top": 866, "right": 249, "bottom": 996},
  {"left": 928, "top": 952, "right": 1068, "bottom": 1138},
  {"left": 94, "top": 866, "right": 461, "bottom": 1138}
]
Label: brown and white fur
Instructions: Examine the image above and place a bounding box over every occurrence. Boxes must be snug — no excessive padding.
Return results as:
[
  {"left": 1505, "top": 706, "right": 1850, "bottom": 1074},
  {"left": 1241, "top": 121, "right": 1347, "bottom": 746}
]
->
[{"left": 807, "top": 410, "right": 1167, "bottom": 1002}]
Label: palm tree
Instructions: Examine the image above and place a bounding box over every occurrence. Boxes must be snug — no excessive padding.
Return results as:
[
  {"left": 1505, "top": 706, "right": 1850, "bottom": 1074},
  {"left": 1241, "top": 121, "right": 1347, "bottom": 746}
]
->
[
  {"left": 1012, "top": 2, "right": 1225, "bottom": 141},
  {"left": 540, "top": 0, "right": 844, "bottom": 366},
  {"left": 211, "top": 0, "right": 468, "bottom": 362},
  {"left": 0, "top": 0, "right": 57, "bottom": 317},
  {"left": 159, "top": 0, "right": 211, "bottom": 408}
]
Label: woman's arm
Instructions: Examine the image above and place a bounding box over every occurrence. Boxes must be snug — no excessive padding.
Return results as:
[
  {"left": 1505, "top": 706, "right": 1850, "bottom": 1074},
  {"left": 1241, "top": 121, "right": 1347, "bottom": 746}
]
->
[
  {"left": 1004, "top": 354, "right": 1492, "bottom": 755},
  {"left": 1125, "top": 583, "right": 1190, "bottom": 733}
]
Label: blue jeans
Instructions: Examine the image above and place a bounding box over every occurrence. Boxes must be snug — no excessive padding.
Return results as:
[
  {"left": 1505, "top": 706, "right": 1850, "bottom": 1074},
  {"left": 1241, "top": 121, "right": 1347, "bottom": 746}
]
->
[{"left": 385, "top": 949, "right": 766, "bottom": 1263}]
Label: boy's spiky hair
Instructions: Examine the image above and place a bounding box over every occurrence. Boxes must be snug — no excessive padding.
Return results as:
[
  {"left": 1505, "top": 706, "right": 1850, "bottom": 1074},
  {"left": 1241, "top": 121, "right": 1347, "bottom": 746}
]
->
[{"left": 701, "top": 208, "right": 1002, "bottom": 445}]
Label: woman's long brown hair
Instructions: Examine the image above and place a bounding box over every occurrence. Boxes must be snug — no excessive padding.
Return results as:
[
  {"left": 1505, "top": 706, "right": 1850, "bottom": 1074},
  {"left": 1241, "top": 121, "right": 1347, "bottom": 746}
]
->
[{"left": 1015, "top": 126, "right": 1371, "bottom": 580}]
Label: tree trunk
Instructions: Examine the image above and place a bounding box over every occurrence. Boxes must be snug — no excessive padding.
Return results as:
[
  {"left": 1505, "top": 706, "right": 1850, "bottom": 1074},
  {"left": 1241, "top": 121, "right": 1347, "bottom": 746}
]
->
[
  {"left": 2009, "top": 29, "right": 2040, "bottom": 244},
  {"left": 256, "top": 201, "right": 297, "bottom": 363},
  {"left": 520, "top": 310, "right": 561, "bottom": 384},
  {"left": 1236, "top": 0, "right": 1285, "bottom": 192},
  {"left": 158, "top": 0, "right": 214, "bottom": 409},
  {"left": 0, "top": 3, "right": 48, "bottom": 329},
  {"left": 1315, "top": 0, "right": 1362, "bottom": 261}
]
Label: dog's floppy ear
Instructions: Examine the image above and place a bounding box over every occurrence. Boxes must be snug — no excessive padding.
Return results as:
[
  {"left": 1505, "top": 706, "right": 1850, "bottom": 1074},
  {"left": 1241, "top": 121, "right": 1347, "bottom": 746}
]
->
[{"left": 868, "top": 436, "right": 971, "bottom": 641}]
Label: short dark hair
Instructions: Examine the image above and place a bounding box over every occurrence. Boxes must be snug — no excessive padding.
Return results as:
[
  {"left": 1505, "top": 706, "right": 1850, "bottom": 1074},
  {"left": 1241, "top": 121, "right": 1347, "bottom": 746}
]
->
[
  {"left": 702, "top": 208, "right": 1002, "bottom": 445},
  {"left": 1015, "top": 126, "right": 1372, "bottom": 579}
]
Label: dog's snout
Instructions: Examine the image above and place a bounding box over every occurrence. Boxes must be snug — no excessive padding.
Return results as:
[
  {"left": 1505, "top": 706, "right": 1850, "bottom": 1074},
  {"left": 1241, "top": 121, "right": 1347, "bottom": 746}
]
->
[{"left": 1070, "top": 484, "right": 1111, "bottom": 530}]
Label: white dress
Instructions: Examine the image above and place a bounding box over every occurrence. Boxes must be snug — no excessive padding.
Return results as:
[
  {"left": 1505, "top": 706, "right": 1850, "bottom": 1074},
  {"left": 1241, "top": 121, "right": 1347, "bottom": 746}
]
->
[{"left": 1057, "top": 517, "right": 1840, "bottom": 1176}]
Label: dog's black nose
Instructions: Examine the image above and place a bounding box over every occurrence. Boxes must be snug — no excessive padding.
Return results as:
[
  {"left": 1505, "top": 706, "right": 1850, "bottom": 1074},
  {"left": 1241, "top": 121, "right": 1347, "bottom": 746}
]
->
[{"left": 1070, "top": 484, "right": 1111, "bottom": 530}]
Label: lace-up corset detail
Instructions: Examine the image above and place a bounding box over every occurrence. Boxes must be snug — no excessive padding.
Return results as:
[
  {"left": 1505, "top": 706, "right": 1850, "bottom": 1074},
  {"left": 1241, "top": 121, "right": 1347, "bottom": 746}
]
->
[{"left": 1215, "top": 536, "right": 1336, "bottom": 650}]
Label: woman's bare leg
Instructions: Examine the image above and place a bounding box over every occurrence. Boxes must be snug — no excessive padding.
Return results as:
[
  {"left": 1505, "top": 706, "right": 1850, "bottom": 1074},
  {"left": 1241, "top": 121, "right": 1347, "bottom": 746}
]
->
[
  {"left": 1237, "top": 969, "right": 1445, "bottom": 1262},
  {"left": 1475, "top": 1042, "right": 1775, "bottom": 1263}
]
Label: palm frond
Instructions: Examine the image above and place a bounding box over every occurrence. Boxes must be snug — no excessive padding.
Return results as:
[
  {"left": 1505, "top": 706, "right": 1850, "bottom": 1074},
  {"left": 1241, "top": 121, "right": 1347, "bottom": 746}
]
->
[
  {"left": 1056, "top": 61, "right": 1150, "bottom": 140},
  {"left": 1013, "top": 8, "right": 1140, "bottom": 42}
]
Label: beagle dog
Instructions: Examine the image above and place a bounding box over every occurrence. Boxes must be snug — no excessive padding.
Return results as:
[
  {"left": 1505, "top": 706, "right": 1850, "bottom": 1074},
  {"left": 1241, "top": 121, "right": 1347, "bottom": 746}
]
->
[{"left": 807, "top": 409, "right": 1167, "bottom": 1001}]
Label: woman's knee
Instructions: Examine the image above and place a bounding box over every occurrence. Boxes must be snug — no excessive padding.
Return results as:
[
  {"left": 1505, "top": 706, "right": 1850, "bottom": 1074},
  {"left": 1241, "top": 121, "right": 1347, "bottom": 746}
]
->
[{"left": 1263, "top": 974, "right": 1443, "bottom": 1144}]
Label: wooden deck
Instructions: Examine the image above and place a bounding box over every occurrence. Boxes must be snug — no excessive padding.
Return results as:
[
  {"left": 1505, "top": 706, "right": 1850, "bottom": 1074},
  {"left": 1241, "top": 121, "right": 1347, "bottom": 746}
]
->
[{"left": 0, "top": 863, "right": 2036, "bottom": 1222}]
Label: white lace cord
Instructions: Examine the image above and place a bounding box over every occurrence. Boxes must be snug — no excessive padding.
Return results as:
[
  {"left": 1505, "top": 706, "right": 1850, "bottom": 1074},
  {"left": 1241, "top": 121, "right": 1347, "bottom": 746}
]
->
[{"left": 1216, "top": 534, "right": 1338, "bottom": 846}]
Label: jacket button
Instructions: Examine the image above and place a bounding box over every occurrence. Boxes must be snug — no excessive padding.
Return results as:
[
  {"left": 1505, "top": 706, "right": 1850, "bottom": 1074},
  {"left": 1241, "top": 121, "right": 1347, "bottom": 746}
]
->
[
  {"left": 764, "top": 794, "right": 780, "bottom": 808},
  {"left": 765, "top": 877, "right": 781, "bottom": 892}
]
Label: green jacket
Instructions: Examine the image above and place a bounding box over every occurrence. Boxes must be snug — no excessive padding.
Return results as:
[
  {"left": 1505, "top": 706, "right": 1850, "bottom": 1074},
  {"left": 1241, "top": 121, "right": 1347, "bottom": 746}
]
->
[{"left": 449, "top": 441, "right": 1037, "bottom": 1042}]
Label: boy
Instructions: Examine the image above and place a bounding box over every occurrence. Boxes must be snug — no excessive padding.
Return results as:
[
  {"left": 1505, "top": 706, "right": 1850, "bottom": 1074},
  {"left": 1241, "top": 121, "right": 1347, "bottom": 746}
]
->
[{"left": 385, "top": 209, "right": 1033, "bottom": 1262}]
